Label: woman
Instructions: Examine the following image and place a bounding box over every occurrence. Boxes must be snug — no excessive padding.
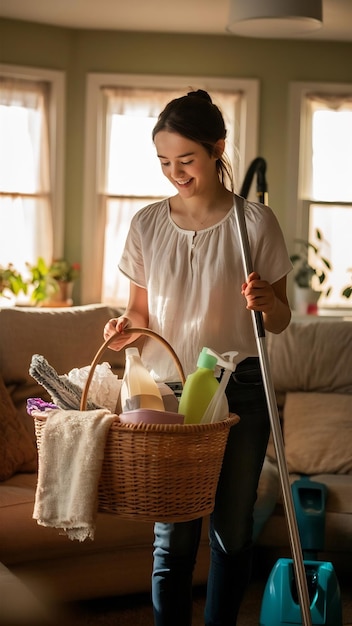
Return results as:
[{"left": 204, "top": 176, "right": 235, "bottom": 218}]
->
[{"left": 104, "top": 89, "right": 292, "bottom": 626}]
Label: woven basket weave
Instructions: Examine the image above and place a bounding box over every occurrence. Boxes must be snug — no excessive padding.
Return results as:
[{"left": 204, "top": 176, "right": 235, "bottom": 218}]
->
[{"left": 34, "top": 328, "right": 239, "bottom": 522}]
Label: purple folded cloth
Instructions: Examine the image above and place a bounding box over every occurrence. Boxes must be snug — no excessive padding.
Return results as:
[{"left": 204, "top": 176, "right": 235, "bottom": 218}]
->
[{"left": 27, "top": 397, "right": 58, "bottom": 415}]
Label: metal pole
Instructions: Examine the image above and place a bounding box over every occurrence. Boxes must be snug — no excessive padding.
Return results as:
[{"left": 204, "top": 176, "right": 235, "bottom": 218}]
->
[{"left": 234, "top": 195, "right": 312, "bottom": 626}]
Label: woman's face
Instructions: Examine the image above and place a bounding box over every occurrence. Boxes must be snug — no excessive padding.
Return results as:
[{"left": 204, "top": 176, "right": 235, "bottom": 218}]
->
[{"left": 154, "top": 131, "right": 222, "bottom": 198}]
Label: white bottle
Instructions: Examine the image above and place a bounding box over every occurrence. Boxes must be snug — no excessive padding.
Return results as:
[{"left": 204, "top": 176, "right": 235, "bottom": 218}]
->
[{"left": 120, "top": 347, "right": 164, "bottom": 412}]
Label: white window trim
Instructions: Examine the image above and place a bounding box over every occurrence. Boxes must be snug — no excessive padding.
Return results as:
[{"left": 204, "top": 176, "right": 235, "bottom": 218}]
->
[
  {"left": 287, "top": 81, "right": 352, "bottom": 250},
  {"left": 0, "top": 63, "right": 66, "bottom": 259},
  {"left": 82, "top": 73, "right": 259, "bottom": 304}
]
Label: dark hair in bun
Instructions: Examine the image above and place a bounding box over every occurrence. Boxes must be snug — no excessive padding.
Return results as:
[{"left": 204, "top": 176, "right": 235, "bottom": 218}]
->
[
  {"left": 187, "top": 89, "right": 212, "bottom": 103},
  {"left": 152, "top": 89, "right": 233, "bottom": 189}
]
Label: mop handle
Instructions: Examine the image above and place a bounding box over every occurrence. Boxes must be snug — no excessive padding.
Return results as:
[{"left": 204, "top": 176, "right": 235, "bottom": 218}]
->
[{"left": 234, "top": 195, "right": 312, "bottom": 626}]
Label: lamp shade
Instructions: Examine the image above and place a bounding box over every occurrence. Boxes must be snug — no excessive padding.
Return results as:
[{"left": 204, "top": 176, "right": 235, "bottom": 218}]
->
[{"left": 227, "top": 0, "right": 323, "bottom": 37}]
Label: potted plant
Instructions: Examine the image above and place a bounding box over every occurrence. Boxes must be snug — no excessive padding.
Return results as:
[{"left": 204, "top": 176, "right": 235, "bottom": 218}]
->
[
  {"left": 290, "top": 229, "right": 332, "bottom": 314},
  {"left": 45, "top": 258, "right": 81, "bottom": 305}
]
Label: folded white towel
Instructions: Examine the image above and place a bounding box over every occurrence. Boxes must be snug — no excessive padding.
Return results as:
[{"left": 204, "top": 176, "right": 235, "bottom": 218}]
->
[{"left": 33, "top": 408, "right": 116, "bottom": 541}]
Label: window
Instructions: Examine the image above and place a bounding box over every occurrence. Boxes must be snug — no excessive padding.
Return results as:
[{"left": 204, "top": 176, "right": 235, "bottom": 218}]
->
[
  {"left": 289, "top": 83, "right": 352, "bottom": 311},
  {"left": 0, "top": 65, "right": 65, "bottom": 274},
  {"left": 83, "top": 74, "right": 259, "bottom": 305}
]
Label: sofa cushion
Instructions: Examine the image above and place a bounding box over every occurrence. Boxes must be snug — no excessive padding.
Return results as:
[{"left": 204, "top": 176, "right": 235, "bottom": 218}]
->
[
  {"left": 0, "top": 374, "right": 37, "bottom": 481},
  {"left": 284, "top": 392, "right": 352, "bottom": 475},
  {"left": 0, "top": 305, "right": 124, "bottom": 386},
  {"left": 268, "top": 320, "right": 352, "bottom": 394}
]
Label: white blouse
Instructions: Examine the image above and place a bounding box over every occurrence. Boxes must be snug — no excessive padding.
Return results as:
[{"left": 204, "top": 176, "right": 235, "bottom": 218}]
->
[{"left": 119, "top": 195, "right": 292, "bottom": 382}]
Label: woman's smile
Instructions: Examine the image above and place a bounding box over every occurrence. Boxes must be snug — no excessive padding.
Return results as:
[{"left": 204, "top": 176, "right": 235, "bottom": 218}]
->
[{"left": 173, "top": 177, "right": 193, "bottom": 188}]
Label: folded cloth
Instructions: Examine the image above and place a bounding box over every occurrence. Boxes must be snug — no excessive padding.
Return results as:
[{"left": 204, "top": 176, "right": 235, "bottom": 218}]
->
[
  {"left": 33, "top": 408, "right": 116, "bottom": 541},
  {"left": 27, "top": 397, "right": 58, "bottom": 414},
  {"left": 29, "top": 354, "right": 101, "bottom": 411}
]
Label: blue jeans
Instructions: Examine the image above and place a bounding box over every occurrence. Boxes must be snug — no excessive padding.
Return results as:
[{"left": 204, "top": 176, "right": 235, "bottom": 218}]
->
[{"left": 152, "top": 358, "right": 270, "bottom": 626}]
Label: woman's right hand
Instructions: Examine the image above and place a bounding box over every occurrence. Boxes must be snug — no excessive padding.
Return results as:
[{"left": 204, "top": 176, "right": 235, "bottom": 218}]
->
[
  {"left": 104, "top": 283, "right": 149, "bottom": 351},
  {"left": 103, "top": 316, "right": 138, "bottom": 351}
]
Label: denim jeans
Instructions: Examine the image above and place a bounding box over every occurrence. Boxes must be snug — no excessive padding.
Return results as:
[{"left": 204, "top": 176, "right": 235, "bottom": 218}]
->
[{"left": 152, "top": 357, "right": 270, "bottom": 626}]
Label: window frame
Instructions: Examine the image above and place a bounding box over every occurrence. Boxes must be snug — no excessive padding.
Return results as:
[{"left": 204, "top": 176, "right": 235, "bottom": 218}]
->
[
  {"left": 0, "top": 63, "right": 66, "bottom": 260},
  {"left": 287, "top": 81, "right": 352, "bottom": 312},
  {"left": 82, "top": 73, "right": 260, "bottom": 304}
]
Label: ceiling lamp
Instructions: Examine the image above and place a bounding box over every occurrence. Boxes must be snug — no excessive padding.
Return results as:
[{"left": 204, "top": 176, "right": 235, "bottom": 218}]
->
[{"left": 227, "top": 0, "right": 323, "bottom": 38}]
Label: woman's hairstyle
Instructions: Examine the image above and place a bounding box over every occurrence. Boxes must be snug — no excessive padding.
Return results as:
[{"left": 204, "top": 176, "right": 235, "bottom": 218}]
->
[{"left": 152, "top": 89, "right": 234, "bottom": 190}]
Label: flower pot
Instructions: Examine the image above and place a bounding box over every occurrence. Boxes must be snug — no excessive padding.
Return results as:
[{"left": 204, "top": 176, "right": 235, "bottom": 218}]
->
[
  {"left": 293, "top": 285, "right": 321, "bottom": 315},
  {"left": 41, "top": 281, "right": 74, "bottom": 307}
]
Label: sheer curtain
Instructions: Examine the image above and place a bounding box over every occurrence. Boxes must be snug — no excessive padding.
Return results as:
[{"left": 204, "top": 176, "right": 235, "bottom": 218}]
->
[
  {"left": 0, "top": 78, "right": 53, "bottom": 274},
  {"left": 101, "top": 87, "right": 242, "bottom": 306}
]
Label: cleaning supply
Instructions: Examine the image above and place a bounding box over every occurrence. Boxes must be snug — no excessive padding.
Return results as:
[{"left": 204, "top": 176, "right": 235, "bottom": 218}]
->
[
  {"left": 178, "top": 347, "right": 237, "bottom": 425},
  {"left": 120, "top": 347, "right": 164, "bottom": 412},
  {"left": 260, "top": 477, "right": 342, "bottom": 626},
  {"left": 200, "top": 349, "right": 238, "bottom": 424}
]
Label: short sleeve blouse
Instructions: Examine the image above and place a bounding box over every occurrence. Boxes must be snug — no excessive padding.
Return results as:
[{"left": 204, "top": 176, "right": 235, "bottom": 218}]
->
[{"left": 119, "top": 195, "right": 292, "bottom": 381}]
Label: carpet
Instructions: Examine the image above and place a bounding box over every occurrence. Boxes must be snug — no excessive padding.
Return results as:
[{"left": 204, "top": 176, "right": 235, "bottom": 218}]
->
[{"left": 64, "top": 570, "right": 352, "bottom": 625}]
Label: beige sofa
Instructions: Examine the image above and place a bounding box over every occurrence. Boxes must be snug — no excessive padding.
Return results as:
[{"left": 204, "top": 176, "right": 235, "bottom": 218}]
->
[{"left": 0, "top": 304, "right": 351, "bottom": 606}]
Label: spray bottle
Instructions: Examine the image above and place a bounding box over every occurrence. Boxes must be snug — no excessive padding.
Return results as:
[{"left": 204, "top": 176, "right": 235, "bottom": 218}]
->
[
  {"left": 120, "top": 347, "right": 164, "bottom": 412},
  {"left": 178, "top": 347, "right": 238, "bottom": 425}
]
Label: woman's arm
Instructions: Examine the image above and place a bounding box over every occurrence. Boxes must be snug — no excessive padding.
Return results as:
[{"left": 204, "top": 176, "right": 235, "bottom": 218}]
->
[
  {"left": 242, "top": 272, "right": 291, "bottom": 334},
  {"left": 103, "top": 282, "right": 149, "bottom": 351}
]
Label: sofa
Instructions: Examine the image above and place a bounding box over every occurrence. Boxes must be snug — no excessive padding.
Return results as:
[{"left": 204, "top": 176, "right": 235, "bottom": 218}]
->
[{"left": 0, "top": 304, "right": 351, "bottom": 608}]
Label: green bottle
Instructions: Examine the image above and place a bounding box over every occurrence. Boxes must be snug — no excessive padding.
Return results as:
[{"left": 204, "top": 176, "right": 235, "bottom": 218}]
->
[{"left": 178, "top": 348, "right": 219, "bottom": 424}]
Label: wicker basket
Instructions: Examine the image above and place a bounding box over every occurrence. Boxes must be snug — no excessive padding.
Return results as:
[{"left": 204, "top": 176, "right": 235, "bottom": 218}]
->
[{"left": 34, "top": 328, "right": 239, "bottom": 523}]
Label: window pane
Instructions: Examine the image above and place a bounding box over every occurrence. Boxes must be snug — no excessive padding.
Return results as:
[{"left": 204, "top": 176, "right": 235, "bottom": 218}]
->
[
  {"left": 310, "top": 203, "right": 352, "bottom": 308},
  {"left": 107, "top": 115, "right": 175, "bottom": 197},
  {"left": 0, "top": 105, "right": 40, "bottom": 193},
  {"left": 0, "top": 196, "right": 53, "bottom": 272},
  {"left": 312, "top": 109, "right": 352, "bottom": 202}
]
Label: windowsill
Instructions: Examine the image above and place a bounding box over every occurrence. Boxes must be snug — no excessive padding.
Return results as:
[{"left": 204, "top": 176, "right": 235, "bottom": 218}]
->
[{"left": 292, "top": 309, "right": 352, "bottom": 322}]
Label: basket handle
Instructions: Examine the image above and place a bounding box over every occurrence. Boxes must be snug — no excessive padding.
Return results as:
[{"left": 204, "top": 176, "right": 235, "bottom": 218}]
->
[{"left": 80, "top": 327, "right": 186, "bottom": 411}]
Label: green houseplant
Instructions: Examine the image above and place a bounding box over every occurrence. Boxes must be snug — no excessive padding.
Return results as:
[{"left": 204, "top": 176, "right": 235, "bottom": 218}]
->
[
  {"left": 341, "top": 268, "right": 352, "bottom": 300},
  {"left": 0, "top": 264, "right": 27, "bottom": 300},
  {"left": 0, "top": 258, "right": 56, "bottom": 304},
  {"left": 290, "top": 229, "right": 332, "bottom": 313},
  {"left": 290, "top": 229, "right": 332, "bottom": 294},
  {"left": 0, "top": 258, "right": 80, "bottom": 306},
  {"left": 25, "top": 257, "right": 59, "bottom": 304}
]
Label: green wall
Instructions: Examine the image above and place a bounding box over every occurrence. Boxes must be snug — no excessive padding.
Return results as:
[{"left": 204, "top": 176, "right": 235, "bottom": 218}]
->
[{"left": 1, "top": 18, "right": 350, "bottom": 293}]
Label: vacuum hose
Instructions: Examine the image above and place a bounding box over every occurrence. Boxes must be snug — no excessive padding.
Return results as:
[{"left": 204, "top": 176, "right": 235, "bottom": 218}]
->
[{"left": 240, "top": 157, "right": 268, "bottom": 205}]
